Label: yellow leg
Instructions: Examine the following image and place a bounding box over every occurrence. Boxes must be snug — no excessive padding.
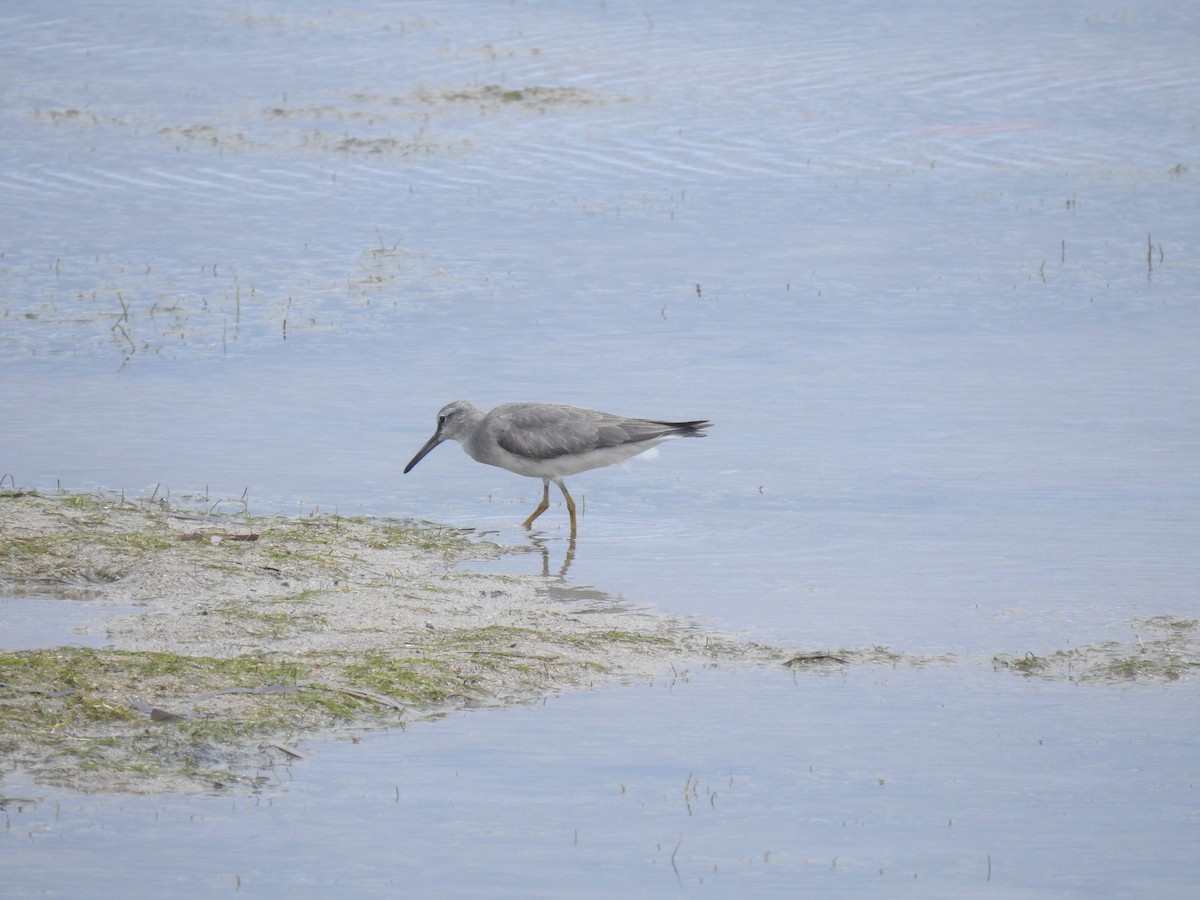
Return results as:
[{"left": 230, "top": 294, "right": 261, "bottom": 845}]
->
[
  {"left": 557, "top": 480, "right": 577, "bottom": 538},
  {"left": 522, "top": 480, "right": 551, "bottom": 529}
]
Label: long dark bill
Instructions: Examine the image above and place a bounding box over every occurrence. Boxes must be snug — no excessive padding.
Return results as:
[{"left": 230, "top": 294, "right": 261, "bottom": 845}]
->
[{"left": 403, "top": 431, "right": 444, "bottom": 473}]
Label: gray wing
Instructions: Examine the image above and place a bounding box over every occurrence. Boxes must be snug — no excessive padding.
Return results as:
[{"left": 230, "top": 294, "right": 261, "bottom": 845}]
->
[
  {"left": 492, "top": 404, "right": 608, "bottom": 460},
  {"left": 491, "top": 403, "right": 707, "bottom": 460}
]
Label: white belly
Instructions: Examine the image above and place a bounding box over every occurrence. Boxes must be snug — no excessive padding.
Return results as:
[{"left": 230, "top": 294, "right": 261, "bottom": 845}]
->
[{"left": 477, "top": 439, "right": 668, "bottom": 479}]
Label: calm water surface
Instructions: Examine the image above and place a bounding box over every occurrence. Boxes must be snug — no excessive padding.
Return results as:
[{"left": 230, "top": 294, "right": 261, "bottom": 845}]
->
[
  {"left": 6, "top": 666, "right": 1198, "bottom": 898},
  {"left": 3, "top": 0, "right": 1198, "bottom": 895}
]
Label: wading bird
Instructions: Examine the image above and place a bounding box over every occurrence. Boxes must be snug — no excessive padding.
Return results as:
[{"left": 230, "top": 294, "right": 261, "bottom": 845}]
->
[{"left": 404, "top": 400, "right": 711, "bottom": 537}]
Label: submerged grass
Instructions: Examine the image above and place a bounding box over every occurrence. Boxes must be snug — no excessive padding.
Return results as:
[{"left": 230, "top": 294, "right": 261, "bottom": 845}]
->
[
  {"left": 5, "top": 488, "right": 1193, "bottom": 794},
  {"left": 0, "top": 633, "right": 604, "bottom": 791},
  {"left": 993, "top": 617, "right": 1200, "bottom": 684},
  {"left": 0, "top": 488, "right": 740, "bottom": 792},
  {"left": 211, "top": 590, "right": 330, "bottom": 640},
  {"left": 0, "top": 489, "right": 478, "bottom": 582}
]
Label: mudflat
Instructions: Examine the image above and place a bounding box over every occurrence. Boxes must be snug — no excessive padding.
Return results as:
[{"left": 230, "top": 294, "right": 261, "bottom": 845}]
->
[{"left": 0, "top": 490, "right": 776, "bottom": 793}]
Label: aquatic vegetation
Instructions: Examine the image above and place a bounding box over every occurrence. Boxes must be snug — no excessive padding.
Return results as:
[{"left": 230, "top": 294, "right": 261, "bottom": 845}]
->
[
  {"left": 0, "top": 489, "right": 762, "bottom": 792},
  {"left": 994, "top": 617, "right": 1200, "bottom": 683}
]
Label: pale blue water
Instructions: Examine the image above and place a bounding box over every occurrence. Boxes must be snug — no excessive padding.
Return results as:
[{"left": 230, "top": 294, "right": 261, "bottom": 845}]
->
[
  {"left": 6, "top": 666, "right": 1198, "bottom": 898},
  {"left": 3, "top": 0, "right": 1198, "bottom": 895}
]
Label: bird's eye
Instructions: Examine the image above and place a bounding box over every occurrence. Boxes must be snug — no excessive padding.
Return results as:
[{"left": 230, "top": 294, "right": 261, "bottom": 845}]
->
[{"left": 438, "top": 415, "right": 448, "bottom": 427}]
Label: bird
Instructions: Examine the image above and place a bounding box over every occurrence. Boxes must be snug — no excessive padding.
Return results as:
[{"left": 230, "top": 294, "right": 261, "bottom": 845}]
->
[{"left": 403, "top": 400, "right": 711, "bottom": 537}]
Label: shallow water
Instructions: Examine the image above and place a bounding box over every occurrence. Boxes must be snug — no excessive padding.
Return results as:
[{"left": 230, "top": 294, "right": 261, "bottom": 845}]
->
[
  {"left": 3, "top": 0, "right": 1199, "bottom": 894},
  {"left": 5, "top": 666, "right": 1198, "bottom": 898},
  {"left": 0, "top": 594, "right": 134, "bottom": 650}
]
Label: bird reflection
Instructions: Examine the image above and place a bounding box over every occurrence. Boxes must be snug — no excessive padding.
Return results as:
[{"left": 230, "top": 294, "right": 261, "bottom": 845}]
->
[{"left": 527, "top": 532, "right": 577, "bottom": 579}]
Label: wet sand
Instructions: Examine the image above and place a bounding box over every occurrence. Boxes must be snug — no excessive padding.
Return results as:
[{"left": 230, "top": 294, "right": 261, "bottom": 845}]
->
[{"left": 0, "top": 490, "right": 777, "bottom": 792}]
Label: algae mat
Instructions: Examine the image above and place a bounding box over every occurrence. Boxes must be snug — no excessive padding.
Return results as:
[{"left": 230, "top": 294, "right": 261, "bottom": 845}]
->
[
  {"left": 0, "top": 490, "right": 773, "bottom": 793},
  {"left": 3, "top": 490, "right": 1194, "bottom": 795}
]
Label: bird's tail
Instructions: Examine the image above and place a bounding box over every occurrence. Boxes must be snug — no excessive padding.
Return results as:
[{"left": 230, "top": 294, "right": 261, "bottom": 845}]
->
[{"left": 658, "top": 419, "right": 712, "bottom": 438}]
